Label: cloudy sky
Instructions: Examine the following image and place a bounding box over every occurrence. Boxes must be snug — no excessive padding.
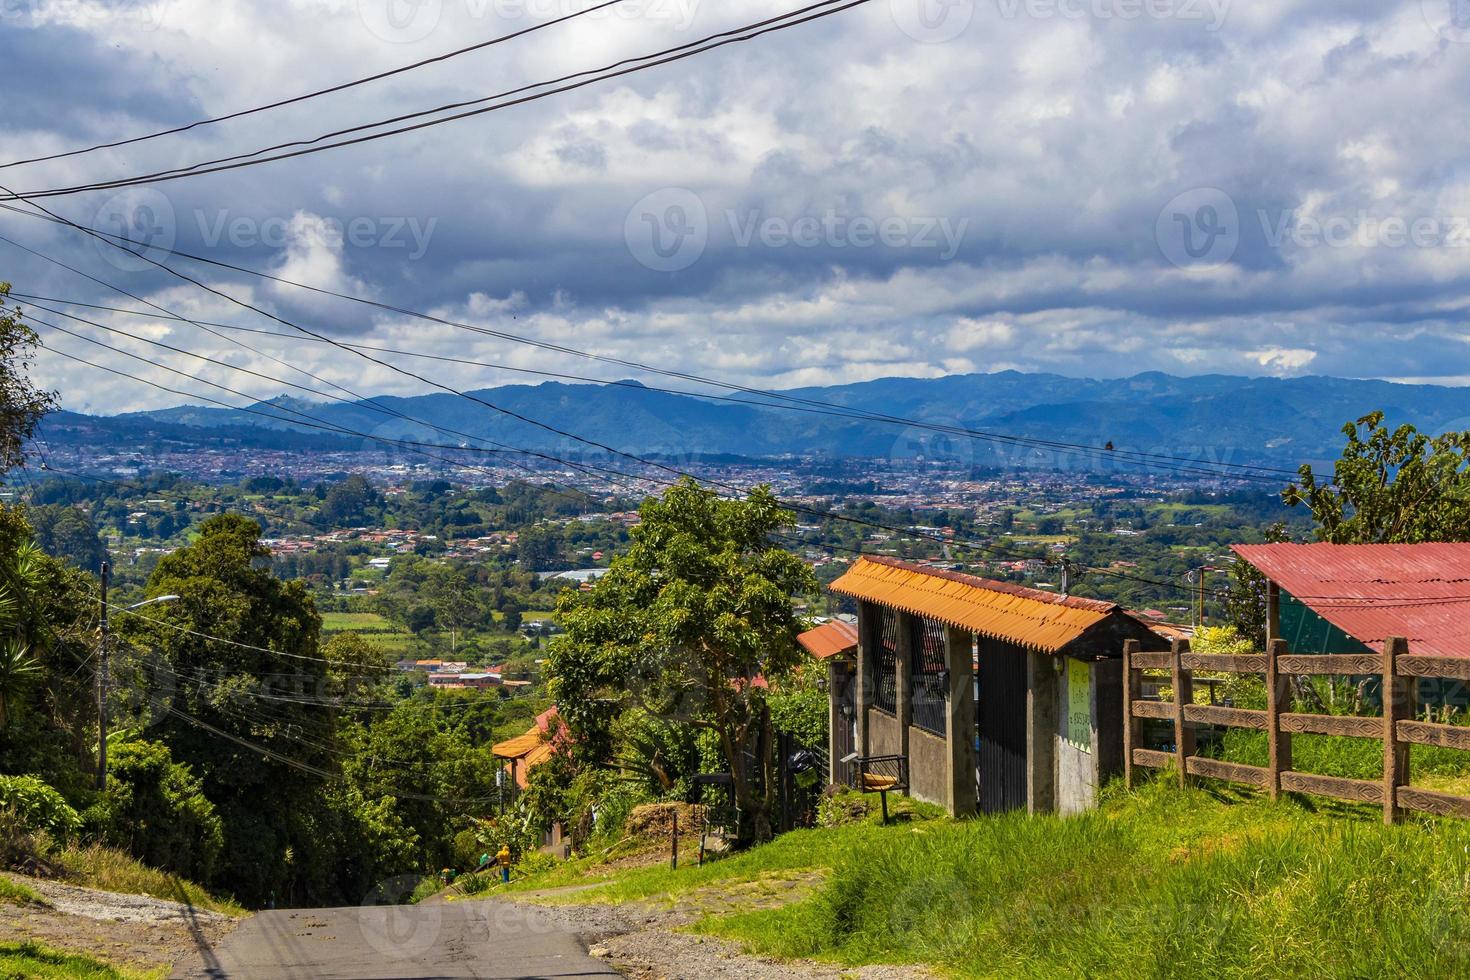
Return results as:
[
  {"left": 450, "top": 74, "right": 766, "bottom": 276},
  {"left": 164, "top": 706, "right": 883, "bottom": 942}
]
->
[{"left": 3, "top": 0, "right": 1470, "bottom": 413}]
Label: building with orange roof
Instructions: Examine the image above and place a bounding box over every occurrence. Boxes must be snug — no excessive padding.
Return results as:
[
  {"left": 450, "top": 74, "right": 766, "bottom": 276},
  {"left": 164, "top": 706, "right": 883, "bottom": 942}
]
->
[
  {"left": 826, "top": 556, "right": 1167, "bottom": 818},
  {"left": 492, "top": 706, "right": 569, "bottom": 791}
]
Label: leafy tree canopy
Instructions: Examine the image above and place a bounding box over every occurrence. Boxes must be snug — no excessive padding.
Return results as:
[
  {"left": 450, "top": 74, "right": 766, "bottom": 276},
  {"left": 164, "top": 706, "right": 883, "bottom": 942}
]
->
[
  {"left": 547, "top": 479, "right": 815, "bottom": 840},
  {"left": 1285, "top": 412, "right": 1470, "bottom": 543}
]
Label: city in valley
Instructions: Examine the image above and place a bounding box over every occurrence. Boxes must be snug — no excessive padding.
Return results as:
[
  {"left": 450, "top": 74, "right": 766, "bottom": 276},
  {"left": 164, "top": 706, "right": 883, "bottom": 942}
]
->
[{"left": 4, "top": 2, "right": 1470, "bottom": 978}]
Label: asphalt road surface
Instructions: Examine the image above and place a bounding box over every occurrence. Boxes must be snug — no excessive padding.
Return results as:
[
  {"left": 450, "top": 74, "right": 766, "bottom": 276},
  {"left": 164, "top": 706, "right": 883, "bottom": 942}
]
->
[{"left": 169, "top": 896, "right": 623, "bottom": 979}]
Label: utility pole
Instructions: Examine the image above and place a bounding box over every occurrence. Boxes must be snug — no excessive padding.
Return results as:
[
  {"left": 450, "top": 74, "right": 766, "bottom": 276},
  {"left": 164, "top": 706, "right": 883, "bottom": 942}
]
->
[{"left": 97, "top": 559, "right": 109, "bottom": 792}]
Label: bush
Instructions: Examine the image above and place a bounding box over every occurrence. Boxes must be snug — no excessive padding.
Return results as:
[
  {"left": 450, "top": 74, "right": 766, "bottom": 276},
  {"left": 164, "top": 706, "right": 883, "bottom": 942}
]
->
[
  {"left": 83, "top": 740, "right": 223, "bottom": 883},
  {"left": 0, "top": 775, "right": 80, "bottom": 841}
]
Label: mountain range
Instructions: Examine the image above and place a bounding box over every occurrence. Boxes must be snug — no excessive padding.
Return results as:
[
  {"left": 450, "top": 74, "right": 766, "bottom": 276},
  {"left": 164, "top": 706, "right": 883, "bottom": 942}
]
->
[{"left": 42, "top": 371, "right": 1470, "bottom": 476}]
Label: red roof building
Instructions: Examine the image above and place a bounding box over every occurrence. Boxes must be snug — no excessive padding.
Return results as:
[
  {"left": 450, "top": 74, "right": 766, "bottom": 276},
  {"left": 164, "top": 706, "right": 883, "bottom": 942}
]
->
[
  {"left": 1232, "top": 543, "right": 1470, "bottom": 658},
  {"left": 797, "top": 620, "right": 858, "bottom": 660}
]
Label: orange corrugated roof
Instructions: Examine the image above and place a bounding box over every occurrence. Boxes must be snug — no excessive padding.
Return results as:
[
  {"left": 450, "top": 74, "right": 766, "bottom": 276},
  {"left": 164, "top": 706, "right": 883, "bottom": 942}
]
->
[
  {"left": 829, "top": 556, "right": 1118, "bottom": 654},
  {"left": 798, "top": 620, "right": 858, "bottom": 660},
  {"left": 492, "top": 731, "right": 543, "bottom": 759}
]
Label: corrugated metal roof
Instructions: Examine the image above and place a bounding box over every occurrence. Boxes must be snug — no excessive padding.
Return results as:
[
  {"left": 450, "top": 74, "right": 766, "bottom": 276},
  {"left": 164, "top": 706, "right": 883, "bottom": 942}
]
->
[
  {"left": 492, "top": 731, "right": 543, "bottom": 759},
  {"left": 828, "top": 556, "right": 1118, "bottom": 654},
  {"left": 1232, "top": 543, "right": 1470, "bottom": 658},
  {"left": 798, "top": 620, "right": 858, "bottom": 660}
]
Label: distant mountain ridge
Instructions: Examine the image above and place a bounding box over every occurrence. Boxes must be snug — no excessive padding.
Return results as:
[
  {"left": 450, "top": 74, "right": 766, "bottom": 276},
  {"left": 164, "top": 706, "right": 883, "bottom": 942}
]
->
[{"left": 46, "top": 371, "right": 1470, "bottom": 473}]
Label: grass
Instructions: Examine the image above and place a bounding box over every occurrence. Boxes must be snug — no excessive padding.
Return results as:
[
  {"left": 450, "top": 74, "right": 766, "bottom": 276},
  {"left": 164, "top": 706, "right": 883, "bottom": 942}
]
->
[
  {"left": 508, "top": 780, "right": 1470, "bottom": 977},
  {"left": 50, "top": 845, "right": 244, "bottom": 917},
  {"left": 0, "top": 942, "right": 163, "bottom": 979},
  {"left": 704, "top": 781, "right": 1470, "bottom": 977},
  {"left": 0, "top": 874, "right": 46, "bottom": 906}
]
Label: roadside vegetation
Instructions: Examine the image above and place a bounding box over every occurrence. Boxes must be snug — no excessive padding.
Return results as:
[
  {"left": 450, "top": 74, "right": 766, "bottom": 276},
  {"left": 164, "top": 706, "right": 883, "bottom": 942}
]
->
[
  {"left": 0, "top": 941, "right": 161, "bottom": 979},
  {"left": 494, "top": 780, "right": 1470, "bottom": 978}
]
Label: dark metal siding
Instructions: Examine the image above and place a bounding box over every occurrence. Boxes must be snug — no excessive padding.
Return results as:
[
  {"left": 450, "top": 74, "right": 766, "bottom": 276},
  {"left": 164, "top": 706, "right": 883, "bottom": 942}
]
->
[{"left": 977, "top": 640, "right": 1028, "bottom": 814}]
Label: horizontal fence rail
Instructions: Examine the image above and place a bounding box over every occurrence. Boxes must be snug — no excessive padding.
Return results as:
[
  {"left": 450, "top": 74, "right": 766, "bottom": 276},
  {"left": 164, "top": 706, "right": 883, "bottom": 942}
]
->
[{"left": 1123, "top": 635, "right": 1470, "bottom": 825}]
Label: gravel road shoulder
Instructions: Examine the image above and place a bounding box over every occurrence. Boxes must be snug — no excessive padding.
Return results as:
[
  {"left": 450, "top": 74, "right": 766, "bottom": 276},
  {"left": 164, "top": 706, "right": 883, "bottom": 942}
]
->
[
  {"left": 512, "top": 875, "right": 932, "bottom": 980},
  {"left": 0, "top": 872, "right": 240, "bottom": 975}
]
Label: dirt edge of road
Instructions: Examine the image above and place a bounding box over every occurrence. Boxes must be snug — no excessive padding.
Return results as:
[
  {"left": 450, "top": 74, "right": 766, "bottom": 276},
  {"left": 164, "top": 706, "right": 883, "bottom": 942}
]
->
[{"left": 0, "top": 872, "right": 241, "bottom": 976}]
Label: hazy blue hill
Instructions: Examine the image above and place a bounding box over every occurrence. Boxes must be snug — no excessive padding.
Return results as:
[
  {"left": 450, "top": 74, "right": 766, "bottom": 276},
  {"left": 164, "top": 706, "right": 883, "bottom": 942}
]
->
[{"left": 66, "top": 371, "right": 1470, "bottom": 469}]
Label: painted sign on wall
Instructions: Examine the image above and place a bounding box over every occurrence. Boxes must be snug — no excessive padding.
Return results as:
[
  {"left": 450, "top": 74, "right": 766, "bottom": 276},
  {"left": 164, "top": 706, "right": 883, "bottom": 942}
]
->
[{"left": 1067, "top": 658, "right": 1092, "bottom": 752}]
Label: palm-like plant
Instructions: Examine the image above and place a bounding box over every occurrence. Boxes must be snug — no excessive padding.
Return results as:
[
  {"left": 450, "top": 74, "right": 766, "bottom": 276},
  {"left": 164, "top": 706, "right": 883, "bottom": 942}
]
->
[
  {"left": 0, "top": 637, "right": 38, "bottom": 728},
  {"left": 0, "top": 541, "right": 48, "bottom": 728}
]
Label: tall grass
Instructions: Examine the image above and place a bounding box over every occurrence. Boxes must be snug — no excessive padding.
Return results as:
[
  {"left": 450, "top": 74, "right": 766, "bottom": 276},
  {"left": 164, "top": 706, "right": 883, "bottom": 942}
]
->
[
  {"left": 50, "top": 845, "right": 244, "bottom": 917},
  {"left": 0, "top": 941, "right": 163, "bottom": 979},
  {"left": 698, "top": 781, "right": 1470, "bottom": 977}
]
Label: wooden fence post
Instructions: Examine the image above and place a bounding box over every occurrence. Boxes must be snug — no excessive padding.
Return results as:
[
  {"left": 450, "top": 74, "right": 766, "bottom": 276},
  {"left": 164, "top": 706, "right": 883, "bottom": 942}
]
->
[
  {"left": 1383, "top": 636, "right": 1412, "bottom": 826},
  {"left": 1265, "top": 638, "right": 1289, "bottom": 800},
  {"left": 1171, "top": 638, "right": 1194, "bottom": 788},
  {"left": 1123, "top": 640, "right": 1139, "bottom": 790}
]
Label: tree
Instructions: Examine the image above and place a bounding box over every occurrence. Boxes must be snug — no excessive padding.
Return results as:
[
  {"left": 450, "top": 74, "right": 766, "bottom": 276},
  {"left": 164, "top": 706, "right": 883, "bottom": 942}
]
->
[
  {"left": 130, "top": 514, "right": 334, "bottom": 904},
  {"left": 321, "top": 474, "right": 379, "bottom": 526},
  {"left": 88, "top": 739, "right": 224, "bottom": 882},
  {"left": 1285, "top": 412, "right": 1470, "bottom": 543},
  {"left": 548, "top": 479, "right": 816, "bottom": 841},
  {"left": 0, "top": 287, "right": 57, "bottom": 475},
  {"left": 28, "top": 504, "right": 106, "bottom": 571},
  {"left": 0, "top": 542, "right": 47, "bottom": 729}
]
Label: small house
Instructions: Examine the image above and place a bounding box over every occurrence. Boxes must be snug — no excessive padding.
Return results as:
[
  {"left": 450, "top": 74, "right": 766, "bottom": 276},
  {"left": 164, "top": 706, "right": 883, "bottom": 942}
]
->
[{"left": 826, "top": 556, "right": 1168, "bottom": 817}]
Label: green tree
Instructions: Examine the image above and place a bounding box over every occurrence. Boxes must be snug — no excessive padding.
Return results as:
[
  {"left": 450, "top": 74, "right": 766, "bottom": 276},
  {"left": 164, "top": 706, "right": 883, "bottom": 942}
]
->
[
  {"left": 548, "top": 479, "right": 815, "bottom": 841},
  {"left": 321, "top": 474, "right": 380, "bottom": 526},
  {"left": 27, "top": 505, "right": 106, "bottom": 572},
  {"left": 88, "top": 739, "right": 224, "bottom": 882},
  {"left": 1285, "top": 412, "right": 1470, "bottom": 543},
  {"left": 0, "top": 287, "right": 57, "bottom": 474},
  {"left": 129, "top": 514, "right": 334, "bottom": 904}
]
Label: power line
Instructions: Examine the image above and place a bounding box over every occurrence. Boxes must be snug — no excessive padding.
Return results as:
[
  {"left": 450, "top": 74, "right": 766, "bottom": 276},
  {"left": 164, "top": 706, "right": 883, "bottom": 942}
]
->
[
  {"left": 2, "top": 0, "right": 872, "bottom": 200},
  {"left": 0, "top": 0, "right": 633, "bottom": 170},
  {"left": 147, "top": 696, "right": 498, "bottom": 805},
  {"left": 0, "top": 237, "right": 651, "bottom": 504},
  {"left": 0, "top": 204, "right": 1302, "bottom": 484},
  {"left": 4, "top": 288, "right": 1303, "bottom": 483}
]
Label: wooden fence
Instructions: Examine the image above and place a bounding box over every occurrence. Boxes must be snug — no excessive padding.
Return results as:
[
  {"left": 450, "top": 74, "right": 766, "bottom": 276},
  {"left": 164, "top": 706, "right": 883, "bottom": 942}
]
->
[{"left": 1123, "top": 636, "right": 1470, "bottom": 825}]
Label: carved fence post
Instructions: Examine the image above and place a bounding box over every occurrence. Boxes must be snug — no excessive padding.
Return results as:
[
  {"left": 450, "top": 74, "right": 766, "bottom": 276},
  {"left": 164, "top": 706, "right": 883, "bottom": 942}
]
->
[
  {"left": 1171, "top": 638, "right": 1194, "bottom": 788},
  {"left": 1265, "top": 638, "right": 1289, "bottom": 800},
  {"left": 1383, "top": 636, "right": 1412, "bottom": 826},
  {"left": 1123, "top": 640, "right": 1140, "bottom": 790}
]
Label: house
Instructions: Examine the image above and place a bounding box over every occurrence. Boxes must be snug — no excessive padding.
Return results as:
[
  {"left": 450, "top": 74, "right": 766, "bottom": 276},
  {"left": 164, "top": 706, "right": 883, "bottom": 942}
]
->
[
  {"left": 492, "top": 707, "right": 569, "bottom": 791},
  {"left": 1232, "top": 542, "right": 1470, "bottom": 658},
  {"left": 826, "top": 556, "right": 1168, "bottom": 817}
]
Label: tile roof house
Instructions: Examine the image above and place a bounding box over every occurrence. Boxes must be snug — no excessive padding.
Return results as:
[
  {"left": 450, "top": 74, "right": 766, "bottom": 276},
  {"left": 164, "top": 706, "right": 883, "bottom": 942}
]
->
[{"left": 492, "top": 707, "right": 569, "bottom": 790}]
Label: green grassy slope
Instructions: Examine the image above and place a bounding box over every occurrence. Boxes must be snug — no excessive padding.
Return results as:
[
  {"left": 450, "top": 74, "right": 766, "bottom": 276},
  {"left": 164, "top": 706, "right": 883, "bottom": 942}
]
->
[{"left": 519, "top": 780, "right": 1470, "bottom": 977}]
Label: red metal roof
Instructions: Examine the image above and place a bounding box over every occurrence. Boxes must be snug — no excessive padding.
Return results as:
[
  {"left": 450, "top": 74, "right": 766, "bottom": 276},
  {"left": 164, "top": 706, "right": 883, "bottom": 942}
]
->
[
  {"left": 797, "top": 620, "right": 858, "bottom": 660},
  {"left": 1231, "top": 543, "right": 1470, "bottom": 658}
]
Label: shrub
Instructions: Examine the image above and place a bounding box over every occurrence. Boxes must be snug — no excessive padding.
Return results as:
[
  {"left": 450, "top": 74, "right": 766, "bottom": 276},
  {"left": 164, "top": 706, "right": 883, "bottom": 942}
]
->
[
  {"left": 0, "top": 775, "right": 80, "bottom": 841},
  {"left": 84, "top": 740, "right": 223, "bottom": 882}
]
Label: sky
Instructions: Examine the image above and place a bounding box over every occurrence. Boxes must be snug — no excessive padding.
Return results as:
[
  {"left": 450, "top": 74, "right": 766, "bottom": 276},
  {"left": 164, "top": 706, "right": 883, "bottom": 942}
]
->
[{"left": 3, "top": 0, "right": 1470, "bottom": 413}]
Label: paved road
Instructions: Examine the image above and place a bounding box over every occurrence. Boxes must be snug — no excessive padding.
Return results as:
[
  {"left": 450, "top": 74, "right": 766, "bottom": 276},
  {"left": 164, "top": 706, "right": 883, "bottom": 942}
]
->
[{"left": 170, "top": 897, "right": 622, "bottom": 979}]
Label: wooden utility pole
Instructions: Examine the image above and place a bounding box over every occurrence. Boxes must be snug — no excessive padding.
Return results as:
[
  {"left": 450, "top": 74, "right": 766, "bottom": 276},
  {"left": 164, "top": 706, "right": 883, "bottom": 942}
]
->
[{"left": 96, "top": 560, "right": 110, "bottom": 792}]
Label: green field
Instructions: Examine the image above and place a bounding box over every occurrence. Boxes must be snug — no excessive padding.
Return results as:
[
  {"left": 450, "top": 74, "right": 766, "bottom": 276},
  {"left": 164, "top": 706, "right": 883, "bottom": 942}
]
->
[{"left": 320, "top": 611, "right": 397, "bottom": 632}]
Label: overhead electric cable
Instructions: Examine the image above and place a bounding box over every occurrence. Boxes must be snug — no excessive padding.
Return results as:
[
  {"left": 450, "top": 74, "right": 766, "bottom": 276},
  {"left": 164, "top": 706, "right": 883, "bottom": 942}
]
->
[{"left": 0, "top": 0, "right": 633, "bottom": 169}]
